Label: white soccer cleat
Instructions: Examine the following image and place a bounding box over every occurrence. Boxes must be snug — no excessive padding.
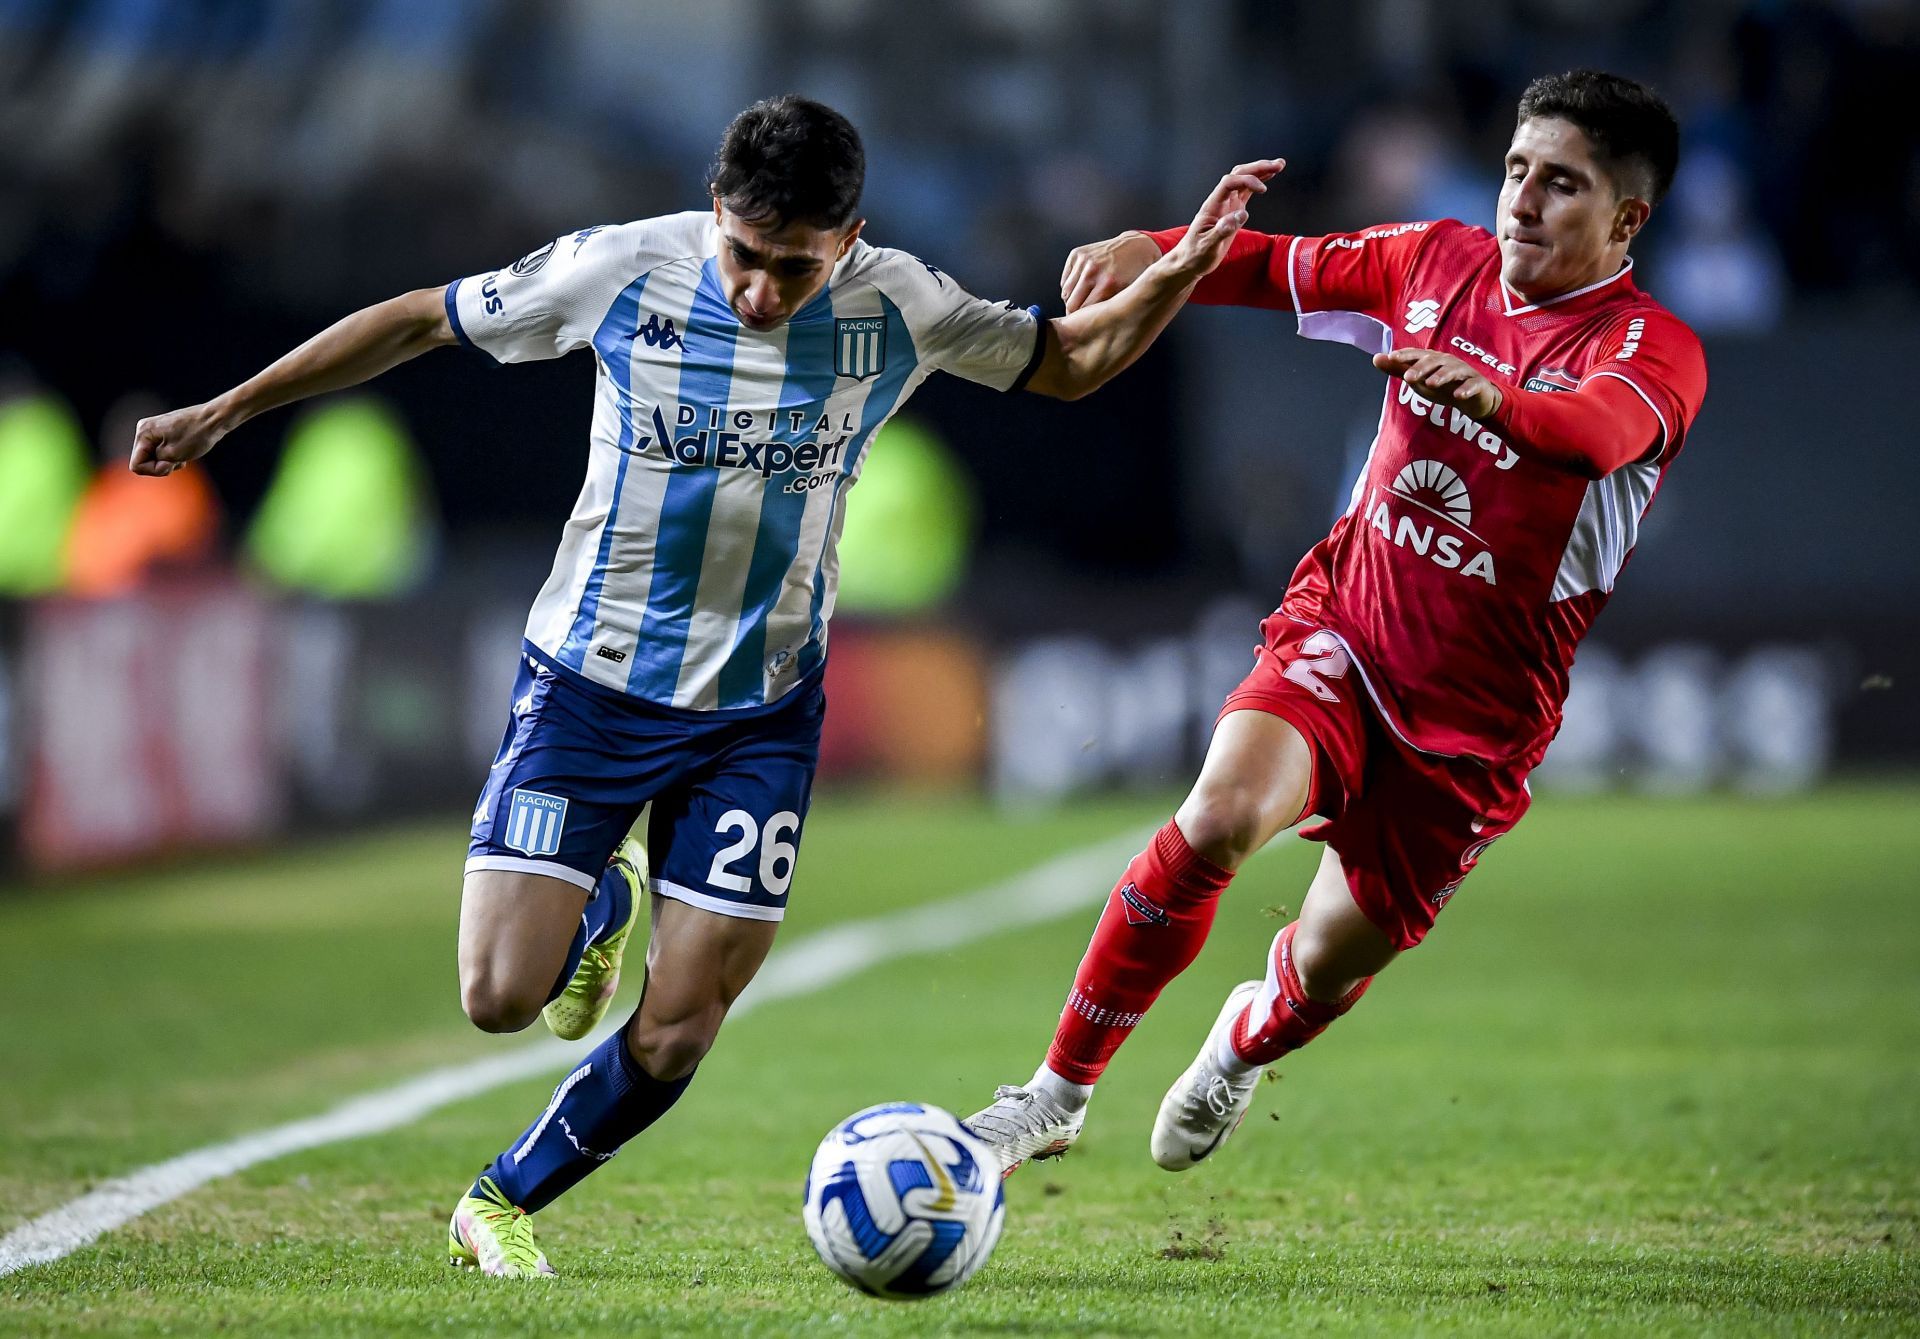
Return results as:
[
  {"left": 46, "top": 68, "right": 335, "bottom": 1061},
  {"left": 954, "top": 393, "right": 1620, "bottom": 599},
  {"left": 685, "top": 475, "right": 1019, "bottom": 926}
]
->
[
  {"left": 963, "top": 1085, "right": 1086, "bottom": 1179},
  {"left": 1150, "top": 980, "right": 1263, "bottom": 1171}
]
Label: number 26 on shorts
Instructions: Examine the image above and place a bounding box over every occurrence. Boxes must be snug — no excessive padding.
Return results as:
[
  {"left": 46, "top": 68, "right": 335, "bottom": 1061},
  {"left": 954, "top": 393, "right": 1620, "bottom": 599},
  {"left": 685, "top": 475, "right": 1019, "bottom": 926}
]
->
[
  {"left": 1281, "top": 630, "right": 1352, "bottom": 704},
  {"left": 708, "top": 809, "right": 801, "bottom": 896}
]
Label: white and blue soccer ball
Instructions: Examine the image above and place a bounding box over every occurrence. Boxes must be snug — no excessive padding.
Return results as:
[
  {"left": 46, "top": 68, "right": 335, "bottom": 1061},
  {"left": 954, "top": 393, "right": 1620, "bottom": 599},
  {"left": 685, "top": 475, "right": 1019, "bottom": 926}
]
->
[{"left": 802, "top": 1101, "right": 1006, "bottom": 1300}]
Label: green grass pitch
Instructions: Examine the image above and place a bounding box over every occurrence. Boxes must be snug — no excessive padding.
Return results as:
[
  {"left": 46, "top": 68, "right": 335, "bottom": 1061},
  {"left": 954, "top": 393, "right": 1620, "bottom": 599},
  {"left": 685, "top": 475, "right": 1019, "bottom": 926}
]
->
[{"left": 2, "top": 786, "right": 1917, "bottom": 1336}]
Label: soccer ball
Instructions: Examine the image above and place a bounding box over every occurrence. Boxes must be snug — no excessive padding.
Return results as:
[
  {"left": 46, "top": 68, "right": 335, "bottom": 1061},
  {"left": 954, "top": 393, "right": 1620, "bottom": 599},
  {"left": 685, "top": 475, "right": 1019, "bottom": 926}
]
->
[{"left": 801, "top": 1101, "right": 1005, "bottom": 1300}]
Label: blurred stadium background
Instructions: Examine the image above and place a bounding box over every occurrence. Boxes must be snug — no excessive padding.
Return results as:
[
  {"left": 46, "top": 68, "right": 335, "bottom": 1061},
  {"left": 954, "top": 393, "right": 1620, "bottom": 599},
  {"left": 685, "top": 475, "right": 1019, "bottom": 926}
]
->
[
  {"left": 4, "top": 3, "right": 1920, "bottom": 1330},
  {"left": 0, "top": 0, "right": 1914, "bottom": 867}
]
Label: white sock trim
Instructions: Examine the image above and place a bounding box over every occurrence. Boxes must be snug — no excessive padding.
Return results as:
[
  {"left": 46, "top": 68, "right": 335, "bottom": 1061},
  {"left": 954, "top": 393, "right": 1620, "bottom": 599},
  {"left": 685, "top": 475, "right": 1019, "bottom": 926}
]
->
[
  {"left": 1029, "top": 1062, "right": 1093, "bottom": 1112},
  {"left": 1215, "top": 1020, "right": 1260, "bottom": 1078}
]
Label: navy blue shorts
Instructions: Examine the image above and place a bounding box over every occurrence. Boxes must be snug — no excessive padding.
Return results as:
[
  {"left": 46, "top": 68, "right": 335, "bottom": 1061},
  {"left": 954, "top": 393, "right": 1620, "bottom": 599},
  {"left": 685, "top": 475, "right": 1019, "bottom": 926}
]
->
[{"left": 466, "top": 645, "right": 826, "bottom": 921}]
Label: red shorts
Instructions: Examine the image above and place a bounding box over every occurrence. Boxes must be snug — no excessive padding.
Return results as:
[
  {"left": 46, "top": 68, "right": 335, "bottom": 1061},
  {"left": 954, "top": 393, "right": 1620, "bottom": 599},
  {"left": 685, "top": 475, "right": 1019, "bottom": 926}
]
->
[{"left": 1218, "top": 613, "right": 1535, "bottom": 950}]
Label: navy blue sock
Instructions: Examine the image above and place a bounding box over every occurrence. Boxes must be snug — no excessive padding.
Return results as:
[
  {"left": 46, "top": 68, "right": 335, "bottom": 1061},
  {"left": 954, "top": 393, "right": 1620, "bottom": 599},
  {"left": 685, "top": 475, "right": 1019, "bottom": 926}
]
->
[
  {"left": 474, "top": 1027, "right": 692, "bottom": 1214},
  {"left": 544, "top": 859, "right": 635, "bottom": 1006}
]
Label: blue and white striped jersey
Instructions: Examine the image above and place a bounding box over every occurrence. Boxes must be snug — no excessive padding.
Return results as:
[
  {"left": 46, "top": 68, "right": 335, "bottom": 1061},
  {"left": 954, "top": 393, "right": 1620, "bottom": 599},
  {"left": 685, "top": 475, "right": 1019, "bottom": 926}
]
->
[{"left": 447, "top": 212, "right": 1042, "bottom": 712}]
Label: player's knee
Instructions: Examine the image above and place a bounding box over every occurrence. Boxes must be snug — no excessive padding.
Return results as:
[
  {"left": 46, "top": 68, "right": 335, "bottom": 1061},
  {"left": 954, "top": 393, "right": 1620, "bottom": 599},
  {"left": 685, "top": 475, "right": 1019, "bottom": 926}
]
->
[
  {"left": 460, "top": 972, "right": 542, "bottom": 1035},
  {"left": 1175, "top": 788, "right": 1271, "bottom": 869}
]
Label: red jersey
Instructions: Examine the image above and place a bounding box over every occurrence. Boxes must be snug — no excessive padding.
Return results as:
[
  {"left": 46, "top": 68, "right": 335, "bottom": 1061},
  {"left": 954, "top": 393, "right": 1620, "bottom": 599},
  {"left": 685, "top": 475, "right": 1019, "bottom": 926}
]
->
[{"left": 1149, "top": 219, "right": 1708, "bottom": 765}]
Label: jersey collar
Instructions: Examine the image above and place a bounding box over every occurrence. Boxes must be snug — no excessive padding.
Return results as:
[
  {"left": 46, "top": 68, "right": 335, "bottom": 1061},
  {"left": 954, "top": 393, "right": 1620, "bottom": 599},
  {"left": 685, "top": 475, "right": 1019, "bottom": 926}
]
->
[{"left": 1499, "top": 257, "right": 1635, "bottom": 316}]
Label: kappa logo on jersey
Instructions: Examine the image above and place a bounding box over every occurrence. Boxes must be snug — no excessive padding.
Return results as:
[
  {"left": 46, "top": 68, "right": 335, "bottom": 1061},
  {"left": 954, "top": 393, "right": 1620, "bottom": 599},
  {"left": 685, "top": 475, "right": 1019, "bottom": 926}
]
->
[
  {"left": 1403, "top": 298, "right": 1440, "bottom": 334},
  {"left": 835, "top": 316, "right": 887, "bottom": 381},
  {"left": 1525, "top": 366, "right": 1579, "bottom": 393},
  {"left": 504, "top": 789, "right": 568, "bottom": 857},
  {"left": 634, "top": 314, "right": 682, "bottom": 350},
  {"left": 1359, "top": 459, "right": 1499, "bottom": 585},
  {"left": 1118, "top": 882, "right": 1171, "bottom": 928}
]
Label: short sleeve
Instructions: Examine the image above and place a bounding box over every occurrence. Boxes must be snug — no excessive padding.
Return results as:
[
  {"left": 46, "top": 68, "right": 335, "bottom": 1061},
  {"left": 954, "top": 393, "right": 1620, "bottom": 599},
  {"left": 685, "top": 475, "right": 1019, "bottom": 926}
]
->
[
  {"left": 1580, "top": 308, "right": 1708, "bottom": 463},
  {"left": 446, "top": 226, "right": 629, "bottom": 364},
  {"left": 915, "top": 279, "right": 1045, "bottom": 391},
  {"left": 865, "top": 250, "right": 1044, "bottom": 392}
]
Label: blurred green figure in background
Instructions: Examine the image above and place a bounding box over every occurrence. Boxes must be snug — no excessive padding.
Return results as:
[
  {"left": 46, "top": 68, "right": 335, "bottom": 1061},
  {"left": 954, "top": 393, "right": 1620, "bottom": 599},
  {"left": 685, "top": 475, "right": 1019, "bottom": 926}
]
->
[
  {"left": 0, "top": 389, "right": 91, "bottom": 596},
  {"left": 831, "top": 415, "right": 973, "bottom": 615},
  {"left": 245, "top": 396, "right": 435, "bottom": 599}
]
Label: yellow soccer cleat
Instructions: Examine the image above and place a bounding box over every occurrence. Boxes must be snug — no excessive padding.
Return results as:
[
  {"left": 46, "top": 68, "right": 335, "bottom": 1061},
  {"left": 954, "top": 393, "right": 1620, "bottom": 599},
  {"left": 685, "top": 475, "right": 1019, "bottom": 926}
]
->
[
  {"left": 447, "top": 1176, "right": 557, "bottom": 1278},
  {"left": 543, "top": 838, "right": 646, "bottom": 1041}
]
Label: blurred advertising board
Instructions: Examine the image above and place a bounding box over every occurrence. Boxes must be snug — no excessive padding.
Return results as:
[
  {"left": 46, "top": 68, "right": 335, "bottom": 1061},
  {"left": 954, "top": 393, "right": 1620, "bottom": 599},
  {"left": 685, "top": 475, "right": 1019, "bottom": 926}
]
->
[
  {"left": 0, "top": 580, "right": 1905, "bottom": 876},
  {"left": 987, "top": 597, "right": 1885, "bottom": 805},
  {"left": 0, "top": 586, "right": 991, "bottom": 877},
  {"left": 819, "top": 622, "right": 987, "bottom": 786},
  {"left": 19, "top": 584, "right": 282, "bottom": 873}
]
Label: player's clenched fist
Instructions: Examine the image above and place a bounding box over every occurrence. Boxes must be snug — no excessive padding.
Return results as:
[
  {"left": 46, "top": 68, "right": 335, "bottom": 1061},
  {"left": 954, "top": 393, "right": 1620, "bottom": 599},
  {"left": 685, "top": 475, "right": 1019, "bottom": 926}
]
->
[
  {"left": 1373, "top": 348, "right": 1505, "bottom": 421},
  {"left": 129, "top": 402, "right": 226, "bottom": 477}
]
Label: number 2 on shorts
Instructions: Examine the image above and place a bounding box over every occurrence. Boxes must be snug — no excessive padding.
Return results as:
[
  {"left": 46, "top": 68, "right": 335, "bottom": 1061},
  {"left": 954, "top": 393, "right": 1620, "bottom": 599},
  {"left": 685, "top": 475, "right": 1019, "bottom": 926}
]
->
[
  {"left": 1281, "top": 630, "right": 1352, "bottom": 703},
  {"left": 707, "top": 809, "right": 801, "bottom": 896}
]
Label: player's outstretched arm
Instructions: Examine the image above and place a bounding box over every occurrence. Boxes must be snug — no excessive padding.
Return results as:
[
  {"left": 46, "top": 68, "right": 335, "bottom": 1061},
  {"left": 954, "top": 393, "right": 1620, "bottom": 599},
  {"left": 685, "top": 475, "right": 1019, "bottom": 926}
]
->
[
  {"left": 1373, "top": 347, "right": 1661, "bottom": 478},
  {"left": 129, "top": 287, "right": 457, "bottom": 476},
  {"left": 1024, "top": 158, "right": 1283, "bottom": 401}
]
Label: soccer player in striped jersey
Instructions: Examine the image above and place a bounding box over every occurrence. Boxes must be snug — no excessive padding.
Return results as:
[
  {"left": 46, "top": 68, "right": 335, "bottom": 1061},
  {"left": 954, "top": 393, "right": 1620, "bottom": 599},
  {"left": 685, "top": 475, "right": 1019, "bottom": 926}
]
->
[
  {"left": 966, "top": 72, "right": 1708, "bottom": 1177},
  {"left": 129, "top": 95, "right": 1280, "bottom": 1276}
]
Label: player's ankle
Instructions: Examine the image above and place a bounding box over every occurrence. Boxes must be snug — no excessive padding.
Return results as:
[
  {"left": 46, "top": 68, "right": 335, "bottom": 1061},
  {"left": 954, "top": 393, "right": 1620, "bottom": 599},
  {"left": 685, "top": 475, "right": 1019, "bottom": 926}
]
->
[
  {"left": 1028, "top": 1062, "right": 1094, "bottom": 1113},
  {"left": 1213, "top": 1021, "right": 1262, "bottom": 1078}
]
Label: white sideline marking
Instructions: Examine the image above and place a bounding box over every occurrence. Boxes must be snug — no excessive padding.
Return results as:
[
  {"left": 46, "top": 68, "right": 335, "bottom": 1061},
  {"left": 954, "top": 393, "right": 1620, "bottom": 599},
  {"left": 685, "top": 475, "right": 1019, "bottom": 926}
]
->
[{"left": 0, "top": 825, "right": 1155, "bottom": 1277}]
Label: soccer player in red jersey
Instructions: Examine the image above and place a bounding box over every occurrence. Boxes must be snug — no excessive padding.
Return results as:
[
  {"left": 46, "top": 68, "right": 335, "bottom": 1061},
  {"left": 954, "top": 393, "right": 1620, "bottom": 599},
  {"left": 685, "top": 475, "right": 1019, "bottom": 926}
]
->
[{"left": 967, "top": 70, "right": 1709, "bottom": 1172}]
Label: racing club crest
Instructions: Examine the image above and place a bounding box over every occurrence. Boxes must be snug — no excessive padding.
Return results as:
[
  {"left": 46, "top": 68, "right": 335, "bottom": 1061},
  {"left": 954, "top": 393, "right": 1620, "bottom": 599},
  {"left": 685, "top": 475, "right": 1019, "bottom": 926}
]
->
[
  {"left": 505, "top": 788, "right": 568, "bottom": 857},
  {"left": 834, "top": 316, "right": 887, "bottom": 381}
]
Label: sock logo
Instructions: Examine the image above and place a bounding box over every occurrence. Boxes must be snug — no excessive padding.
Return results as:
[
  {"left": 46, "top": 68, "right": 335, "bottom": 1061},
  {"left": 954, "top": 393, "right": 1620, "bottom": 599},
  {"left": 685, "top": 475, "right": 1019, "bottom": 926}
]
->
[
  {"left": 1118, "top": 882, "right": 1170, "bottom": 928},
  {"left": 559, "top": 1116, "right": 615, "bottom": 1162}
]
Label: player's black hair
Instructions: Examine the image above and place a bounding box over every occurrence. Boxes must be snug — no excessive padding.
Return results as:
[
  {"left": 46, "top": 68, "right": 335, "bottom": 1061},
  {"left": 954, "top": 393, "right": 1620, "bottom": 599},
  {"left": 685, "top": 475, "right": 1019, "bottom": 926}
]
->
[
  {"left": 1516, "top": 70, "right": 1680, "bottom": 206},
  {"left": 709, "top": 95, "right": 865, "bottom": 231}
]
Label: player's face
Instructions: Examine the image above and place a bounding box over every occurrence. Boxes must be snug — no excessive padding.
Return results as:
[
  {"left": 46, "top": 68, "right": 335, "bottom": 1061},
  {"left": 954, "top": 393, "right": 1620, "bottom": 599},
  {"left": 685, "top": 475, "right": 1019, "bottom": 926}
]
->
[
  {"left": 1497, "top": 118, "right": 1646, "bottom": 300},
  {"left": 712, "top": 201, "right": 864, "bottom": 330}
]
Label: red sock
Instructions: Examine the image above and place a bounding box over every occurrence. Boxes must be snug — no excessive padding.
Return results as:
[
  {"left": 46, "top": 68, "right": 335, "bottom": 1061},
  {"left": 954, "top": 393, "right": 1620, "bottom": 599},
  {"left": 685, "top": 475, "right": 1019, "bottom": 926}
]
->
[
  {"left": 1229, "top": 921, "right": 1372, "bottom": 1065},
  {"left": 1045, "top": 820, "right": 1234, "bottom": 1084}
]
